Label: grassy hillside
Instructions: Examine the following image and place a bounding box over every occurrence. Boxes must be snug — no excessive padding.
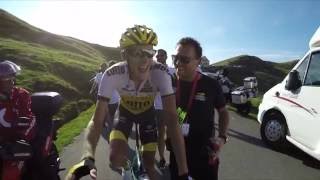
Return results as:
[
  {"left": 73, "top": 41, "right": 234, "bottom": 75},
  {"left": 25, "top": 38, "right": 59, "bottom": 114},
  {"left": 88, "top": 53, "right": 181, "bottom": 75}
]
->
[
  {"left": 0, "top": 9, "right": 120, "bottom": 60},
  {"left": 0, "top": 9, "right": 121, "bottom": 122},
  {"left": 212, "top": 55, "right": 298, "bottom": 93},
  {"left": 213, "top": 55, "right": 245, "bottom": 66},
  {"left": 276, "top": 60, "right": 299, "bottom": 74}
]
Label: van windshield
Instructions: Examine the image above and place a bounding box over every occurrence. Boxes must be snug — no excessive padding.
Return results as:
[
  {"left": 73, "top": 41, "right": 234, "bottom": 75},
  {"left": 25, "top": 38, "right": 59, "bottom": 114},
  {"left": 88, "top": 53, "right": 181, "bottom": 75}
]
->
[{"left": 305, "top": 52, "right": 320, "bottom": 86}]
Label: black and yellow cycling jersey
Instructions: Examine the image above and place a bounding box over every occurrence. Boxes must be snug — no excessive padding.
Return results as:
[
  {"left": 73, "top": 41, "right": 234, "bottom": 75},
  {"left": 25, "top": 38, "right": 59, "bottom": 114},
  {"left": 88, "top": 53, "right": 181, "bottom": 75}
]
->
[
  {"left": 120, "top": 95, "right": 154, "bottom": 114},
  {"left": 97, "top": 61, "right": 173, "bottom": 151},
  {"left": 98, "top": 61, "right": 174, "bottom": 115}
]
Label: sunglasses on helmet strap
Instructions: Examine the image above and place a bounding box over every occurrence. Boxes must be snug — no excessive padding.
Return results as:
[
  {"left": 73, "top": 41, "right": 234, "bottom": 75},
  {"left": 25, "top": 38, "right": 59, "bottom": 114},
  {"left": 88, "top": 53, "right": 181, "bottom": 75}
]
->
[{"left": 127, "top": 48, "right": 156, "bottom": 59}]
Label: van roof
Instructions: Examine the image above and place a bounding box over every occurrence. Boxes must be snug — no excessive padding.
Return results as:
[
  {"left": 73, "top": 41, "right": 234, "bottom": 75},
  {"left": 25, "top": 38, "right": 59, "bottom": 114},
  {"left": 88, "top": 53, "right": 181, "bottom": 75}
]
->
[{"left": 309, "top": 26, "right": 320, "bottom": 49}]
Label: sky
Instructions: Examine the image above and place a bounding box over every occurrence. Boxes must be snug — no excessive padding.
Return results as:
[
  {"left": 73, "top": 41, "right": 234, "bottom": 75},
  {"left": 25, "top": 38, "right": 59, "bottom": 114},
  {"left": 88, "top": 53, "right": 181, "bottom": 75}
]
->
[{"left": 1, "top": 0, "right": 320, "bottom": 65}]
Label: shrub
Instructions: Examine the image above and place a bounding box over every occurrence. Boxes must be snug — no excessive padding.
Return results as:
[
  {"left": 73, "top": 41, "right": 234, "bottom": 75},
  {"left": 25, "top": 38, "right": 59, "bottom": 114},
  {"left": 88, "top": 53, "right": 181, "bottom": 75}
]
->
[{"left": 56, "top": 99, "right": 94, "bottom": 124}]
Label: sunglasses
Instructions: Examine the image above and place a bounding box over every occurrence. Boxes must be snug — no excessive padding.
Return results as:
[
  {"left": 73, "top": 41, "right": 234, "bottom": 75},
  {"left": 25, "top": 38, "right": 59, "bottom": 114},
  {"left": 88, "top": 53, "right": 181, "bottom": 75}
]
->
[
  {"left": 127, "top": 48, "right": 156, "bottom": 59},
  {"left": 172, "top": 55, "right": 192, "bottom": 66}
]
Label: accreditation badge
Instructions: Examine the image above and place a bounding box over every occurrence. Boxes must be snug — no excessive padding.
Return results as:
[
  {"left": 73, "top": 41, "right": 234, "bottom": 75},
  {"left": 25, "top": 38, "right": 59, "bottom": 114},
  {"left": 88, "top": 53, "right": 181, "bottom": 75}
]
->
[
  {"left": 176, "top": 107, "right": 190, "bottom": 136},
  {"left": 176, "top": 107, "right": 187, "bottom": 125},
  {"left": 181, "top": 123, "right": 190, "bottom": 136}
]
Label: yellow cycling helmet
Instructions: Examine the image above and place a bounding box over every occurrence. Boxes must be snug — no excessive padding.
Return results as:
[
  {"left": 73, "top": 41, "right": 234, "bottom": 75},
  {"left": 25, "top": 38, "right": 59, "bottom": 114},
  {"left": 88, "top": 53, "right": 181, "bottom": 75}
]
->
[{"left": 120, "top": 25, "right": 158, "bottom": 48}]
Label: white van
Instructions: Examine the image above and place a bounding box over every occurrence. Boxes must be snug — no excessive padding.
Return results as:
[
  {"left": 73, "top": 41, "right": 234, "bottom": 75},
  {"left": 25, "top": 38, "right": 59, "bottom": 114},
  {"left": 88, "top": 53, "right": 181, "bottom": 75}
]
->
[{"left": 258, "top": 26, "right": 320, "bottom": 161}]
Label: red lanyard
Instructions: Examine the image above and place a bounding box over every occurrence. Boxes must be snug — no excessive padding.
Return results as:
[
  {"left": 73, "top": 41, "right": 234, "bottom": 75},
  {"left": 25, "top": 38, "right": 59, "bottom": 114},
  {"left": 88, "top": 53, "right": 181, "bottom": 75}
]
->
[{"left": 176, "top": 72, "right": 201, "bottom": 112}]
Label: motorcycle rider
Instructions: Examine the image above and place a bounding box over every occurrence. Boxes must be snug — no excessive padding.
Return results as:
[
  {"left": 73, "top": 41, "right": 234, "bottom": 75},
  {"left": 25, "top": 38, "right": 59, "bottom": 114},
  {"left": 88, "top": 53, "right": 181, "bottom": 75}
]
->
[{"left": 0, "top": 60, "right": 36, "bottom": 180}]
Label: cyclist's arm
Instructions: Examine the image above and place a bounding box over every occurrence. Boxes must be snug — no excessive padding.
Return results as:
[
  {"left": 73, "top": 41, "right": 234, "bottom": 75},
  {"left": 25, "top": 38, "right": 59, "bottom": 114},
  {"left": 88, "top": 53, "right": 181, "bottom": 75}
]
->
[
  {"left": 82, "top": 98, "right": 109, "bottom": 159},
  {"left": 162, "top": 94, "right": 188, "bottom": 175},
  {"left": 83, "top": 69, "right": 116, "bottom": 159}
]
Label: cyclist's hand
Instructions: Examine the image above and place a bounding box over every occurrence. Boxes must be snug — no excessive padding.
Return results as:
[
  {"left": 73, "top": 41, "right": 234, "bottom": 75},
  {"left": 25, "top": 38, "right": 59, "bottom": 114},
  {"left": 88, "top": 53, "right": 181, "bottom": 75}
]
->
[{"left": 65, "top": 157, "right": 96, "bottom": 180}]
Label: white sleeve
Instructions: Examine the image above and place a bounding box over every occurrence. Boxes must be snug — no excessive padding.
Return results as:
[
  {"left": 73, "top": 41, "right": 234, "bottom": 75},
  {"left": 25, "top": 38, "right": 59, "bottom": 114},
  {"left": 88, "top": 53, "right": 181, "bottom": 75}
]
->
[
  {"left": 154, "top": 92, "right": 163, "bottom": 110},
  {"left": 109, "top": 90, "right": 120, "bottom": 104},
  {"left": 151, "top": 64, "right": 174, "bottom": 96},
  {"left": 96, "top": 73, "right": 102, "bottom": 84},
  {"left": 98, "top": 71, "right": 118, "bottom": 99}
]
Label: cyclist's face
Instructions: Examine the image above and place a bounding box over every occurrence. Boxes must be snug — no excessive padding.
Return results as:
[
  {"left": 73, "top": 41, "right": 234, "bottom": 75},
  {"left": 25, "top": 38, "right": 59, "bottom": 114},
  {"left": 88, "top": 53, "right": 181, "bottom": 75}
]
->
[
  {"left": 127, "top": 45, "right": 155, "bottom": 81},
  {"left": 173, "top": 44, "right": 200, "bottom": 80},
  {"left": 0, "top": 76, "right": 15, "bottom": 93}
]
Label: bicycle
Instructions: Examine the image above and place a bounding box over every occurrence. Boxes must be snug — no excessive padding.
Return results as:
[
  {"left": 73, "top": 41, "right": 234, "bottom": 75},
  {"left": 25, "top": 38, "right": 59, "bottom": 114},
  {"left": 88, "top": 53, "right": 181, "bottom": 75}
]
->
[{"left": 122, "top": 123, "right": 149, "bottom": 180}]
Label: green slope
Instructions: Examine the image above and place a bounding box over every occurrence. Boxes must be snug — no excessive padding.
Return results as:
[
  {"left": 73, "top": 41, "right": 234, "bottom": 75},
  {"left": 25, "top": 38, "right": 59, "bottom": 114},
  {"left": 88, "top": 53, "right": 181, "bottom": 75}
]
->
[
  {"left": 0, "top": 9, "right": 121, "bottom": 122},
  {"left": 0, "top": 9, "right": 120, "bottom": 60}
]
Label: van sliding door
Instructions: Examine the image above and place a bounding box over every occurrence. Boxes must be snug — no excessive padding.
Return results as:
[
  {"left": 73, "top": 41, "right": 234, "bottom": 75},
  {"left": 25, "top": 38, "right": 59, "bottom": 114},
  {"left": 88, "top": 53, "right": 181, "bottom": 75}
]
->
[{"left": 293, "top": 51, "right": 320, "bottom": 150}]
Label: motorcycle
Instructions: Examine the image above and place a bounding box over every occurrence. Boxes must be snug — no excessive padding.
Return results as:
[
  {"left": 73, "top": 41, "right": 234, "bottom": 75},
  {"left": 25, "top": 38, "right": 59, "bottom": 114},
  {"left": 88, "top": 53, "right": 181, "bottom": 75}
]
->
[{"left": 0, "top": 92, "right": 63, "bottom": 180}]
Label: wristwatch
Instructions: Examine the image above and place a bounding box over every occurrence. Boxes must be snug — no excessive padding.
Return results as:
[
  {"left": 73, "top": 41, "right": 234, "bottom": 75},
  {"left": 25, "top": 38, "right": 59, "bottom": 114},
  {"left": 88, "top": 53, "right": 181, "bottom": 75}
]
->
[{"left": 218, "top": 135, "right": 229, "bottom": 144}]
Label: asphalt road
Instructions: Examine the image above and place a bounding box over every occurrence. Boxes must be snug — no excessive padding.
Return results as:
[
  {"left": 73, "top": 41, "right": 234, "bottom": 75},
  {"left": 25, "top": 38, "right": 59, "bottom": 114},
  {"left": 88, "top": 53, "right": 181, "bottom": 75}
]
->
[{"left": 59, "top": 111, "right": 320, "bottom": 180}]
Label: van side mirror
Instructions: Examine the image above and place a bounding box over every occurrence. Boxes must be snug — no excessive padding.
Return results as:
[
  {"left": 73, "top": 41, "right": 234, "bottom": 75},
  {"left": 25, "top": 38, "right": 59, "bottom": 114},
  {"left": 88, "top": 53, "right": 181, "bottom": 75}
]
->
[{"left": 285, "top": 70, "right": 302, "bottom": 91}]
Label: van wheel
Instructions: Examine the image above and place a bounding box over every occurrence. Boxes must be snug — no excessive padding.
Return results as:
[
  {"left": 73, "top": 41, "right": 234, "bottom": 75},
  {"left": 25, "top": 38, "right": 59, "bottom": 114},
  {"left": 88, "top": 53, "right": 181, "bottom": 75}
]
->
[{"left": 260, "top": 112, "right": 288, "bottom": 150}]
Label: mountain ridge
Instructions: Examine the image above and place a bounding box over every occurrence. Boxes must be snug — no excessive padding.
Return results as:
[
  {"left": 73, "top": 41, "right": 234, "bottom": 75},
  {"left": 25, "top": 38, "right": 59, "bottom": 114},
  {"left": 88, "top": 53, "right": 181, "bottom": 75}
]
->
[{"left": 211, "top": 55, "right": 298, "bottom": 93}]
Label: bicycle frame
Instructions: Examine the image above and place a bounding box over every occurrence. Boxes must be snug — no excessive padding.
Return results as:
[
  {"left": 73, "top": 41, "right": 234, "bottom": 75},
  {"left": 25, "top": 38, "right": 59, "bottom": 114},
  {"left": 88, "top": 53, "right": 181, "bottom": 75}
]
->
[{"left": 123, "top": 123, "right": 149, "bottom": 180}]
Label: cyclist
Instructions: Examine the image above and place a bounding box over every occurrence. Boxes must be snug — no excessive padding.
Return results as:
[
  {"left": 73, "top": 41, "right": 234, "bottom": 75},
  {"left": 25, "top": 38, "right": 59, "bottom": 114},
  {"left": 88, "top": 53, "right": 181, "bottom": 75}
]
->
[
  {"left": 66, "top": 25, "right": 188, "bottom": 180},
  {"left": 89, "top": 62, "right": 108, "bottom": 98},
  {"left": 0, "top": 60, "right": 36, "bottom": 180}
]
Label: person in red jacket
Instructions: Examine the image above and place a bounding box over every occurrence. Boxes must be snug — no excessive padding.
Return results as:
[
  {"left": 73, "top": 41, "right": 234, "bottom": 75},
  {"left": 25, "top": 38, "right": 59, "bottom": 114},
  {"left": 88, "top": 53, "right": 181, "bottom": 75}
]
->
[{"left": 0, "top": 60, "right": 36, "bottom": 180}]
